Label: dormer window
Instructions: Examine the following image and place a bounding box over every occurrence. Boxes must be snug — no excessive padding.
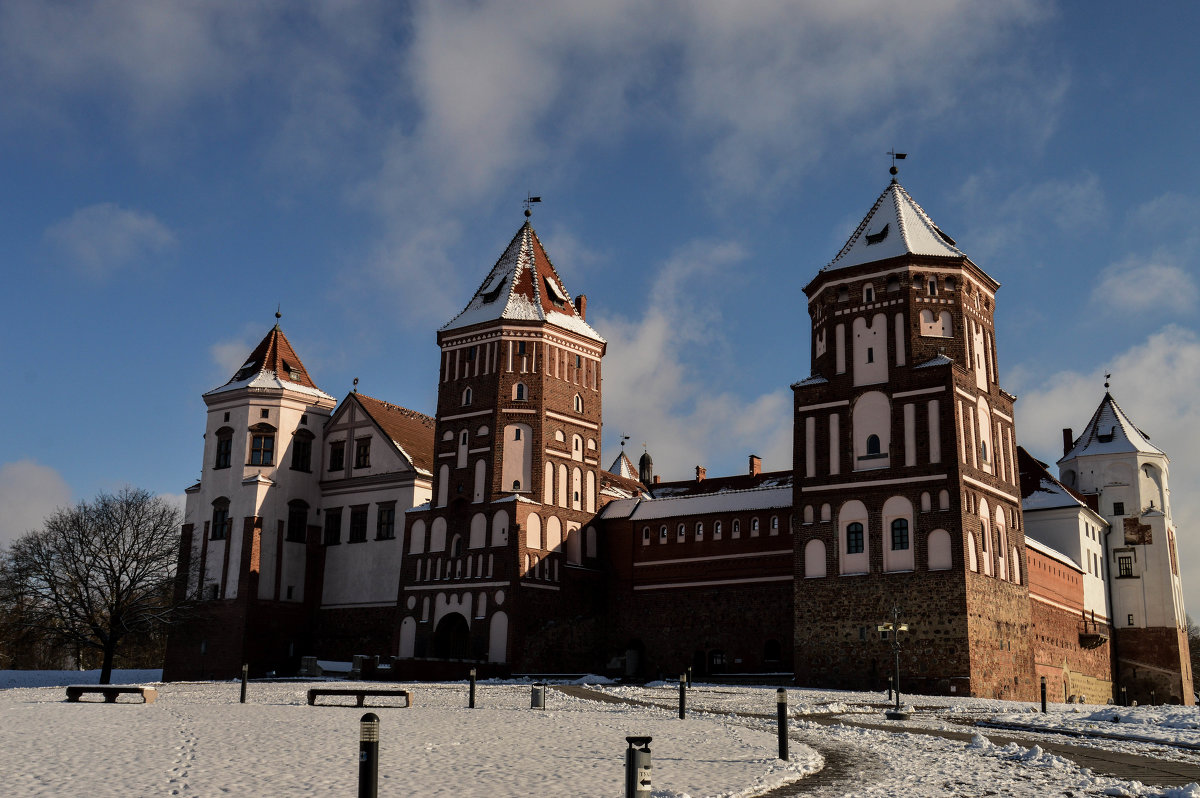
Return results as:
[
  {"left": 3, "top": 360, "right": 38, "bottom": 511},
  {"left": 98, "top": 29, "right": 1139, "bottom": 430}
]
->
[{"left": 544, "top": 276, "right": 567, "bottom": 308}]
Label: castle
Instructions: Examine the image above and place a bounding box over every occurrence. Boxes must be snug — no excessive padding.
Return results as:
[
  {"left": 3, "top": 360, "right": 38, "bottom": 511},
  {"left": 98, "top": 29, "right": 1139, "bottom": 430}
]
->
[{"left": 164, "top": 176, "right": 1193, "bottom": 704}]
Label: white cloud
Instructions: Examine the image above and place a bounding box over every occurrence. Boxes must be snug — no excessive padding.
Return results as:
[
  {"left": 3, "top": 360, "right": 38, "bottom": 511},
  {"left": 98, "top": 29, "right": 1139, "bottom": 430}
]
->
[
  {"left": 0, "top": 461, "right": 72, "bottom": 550},
  {"left": 596, "top": 240, "right": 792, "bottom": 481},
  {"left": 1011, "top": 325, "right": 1200, "bottom": 615},
  {"left": 1090, "top": 256, "right": 1198, "bottom": 314},
  {"left": 44, "top": 203, "right": 176, "bottom": 278},
  {"left": 210, "top": 336, "right": 257, "bottom": 379}
]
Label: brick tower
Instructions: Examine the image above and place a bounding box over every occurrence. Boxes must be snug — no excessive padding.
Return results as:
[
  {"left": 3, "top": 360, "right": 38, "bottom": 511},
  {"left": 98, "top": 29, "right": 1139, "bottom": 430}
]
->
[
  {"left": 394, "top": 221, "right": 608, "bottom": 671},
  {"left": 791, "top": 176, "right": 1035, "bottom": 699}
]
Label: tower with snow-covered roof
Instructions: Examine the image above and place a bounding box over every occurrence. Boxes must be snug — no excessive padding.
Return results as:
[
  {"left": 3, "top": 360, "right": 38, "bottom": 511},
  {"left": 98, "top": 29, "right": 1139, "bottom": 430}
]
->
[
  {"left": 394, "top": 221, "right": 608, "bottom": 669},
  {"left": 1058, "top": 392, "right": 1193, "bottom": 704},
  {"left": 165, "top": 321, "right": 338, "bottom": 680},
  {"left": 792, "top": 176, "right": 1035, "bottom": 699}
]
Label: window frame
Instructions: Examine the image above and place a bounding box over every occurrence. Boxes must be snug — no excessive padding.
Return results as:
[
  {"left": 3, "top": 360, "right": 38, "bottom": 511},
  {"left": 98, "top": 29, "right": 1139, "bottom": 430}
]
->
[
  {"left": 375, "top": 503, "right": 397, "bottom": 540},
  {"left": 323, "top": 507, "right": 343, "bottom": 546},
  {"left": 846, "top": 522, "right": 865, "bottom": 554},
  {"left": 890, "top": 518, "right": 909, "bottom": 551},
  {"left": 328, "top": 440, "right": 345, "bottom": 471},
  {"left": 348, "top": 505, "right": 369, "bottom": 543},
  {"left": 354, "top": 438, "right": 371, "bottom": 469}
]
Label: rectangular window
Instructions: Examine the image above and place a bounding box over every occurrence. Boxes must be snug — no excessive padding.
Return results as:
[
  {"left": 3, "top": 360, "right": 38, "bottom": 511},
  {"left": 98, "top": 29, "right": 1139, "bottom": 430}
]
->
[
  {"left": 324, "top": 508, "right": 342, "bottom": 546},
  {"left": 1118, "top": 554, "right": 1134, "bottom": 578},
  {"left": 329, "top": 441, "right": 345, "bottom": 471},
  {"left": 1128, "top": 614, "right": 1135, "bottom": 626},
  {"left": 286, "top": 505, "right": 308, "bottom": 542},
  {"left": 250, "top": 434, "right": 274, "bottom": 466},
  {"left": 211, "top": 506, "right": 231, "bottom": 540},
  {"left": 349, "top": 506, "right": 368, "bottom": 543},
  {"left": 891, "top": 519, "right": 909, "bottom": 551},
  {"left": 1113, "top": 501, "right": 1125, "bottom": 516},
  {"left": 846, "top": 523, "right": 864, "bottom": 554},
  {"left": 291, "top": 437, "right": 312, "bottom": 472},
  {"left": 214, "top": 436, "right": 232, "bottom": 469},
  {"left": 355, "top": 438, "right": 371, "bottom": 469},
  {"left": 376, "top": 504, "right": 396, "bottom": 540}
]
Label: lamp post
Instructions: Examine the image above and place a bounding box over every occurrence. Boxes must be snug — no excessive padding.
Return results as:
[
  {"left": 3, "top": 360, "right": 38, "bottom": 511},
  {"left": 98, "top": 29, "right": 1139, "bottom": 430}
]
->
[{"left": 878, "top": 605, "right": 909, "bottom": 720}]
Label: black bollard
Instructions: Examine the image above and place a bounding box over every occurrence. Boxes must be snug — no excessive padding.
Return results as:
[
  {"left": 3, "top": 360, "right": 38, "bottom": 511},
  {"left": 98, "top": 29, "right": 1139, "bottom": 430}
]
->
[
  {"left": 625, "top": 736, "right": 653, "bottom": 798},
  {"left": 678, "top": 674, "right": 686, "bottom": 719},
  {"left": 469, "top": 668, "right": 476, "bottom": 709},
  {"left": 531, "top": 683, "right": 546, "bottom": 710},
  {"left": 359, "top": 713, "right": 379, "bottom": 798},
  {"left": 1121, "top": 686, "right": 1128, "bottom": 707},
  {"left": 776, "top": 688, "right": 789, "bottom": 761},
  {"left": 686, "top": 667, "right": 692, "bottom": 688},
  {"left": 1151, "top": 690, "right": 1156, "bottom": 706},
  {"left": 1040, "top": 676, "right": 1046, "bottom": 713},
  {"left": 240, "top": 663, "right": 248, "bottom": 704}
]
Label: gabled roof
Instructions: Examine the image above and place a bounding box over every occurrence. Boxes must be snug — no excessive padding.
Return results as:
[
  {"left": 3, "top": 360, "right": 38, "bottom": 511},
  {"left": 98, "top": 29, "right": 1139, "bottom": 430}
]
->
[
  {"left": 441, "top": 222, "right": 605, "bottom": 343},
  {"left": 1059, "top": 392, "right": 1164, "bottom": 461},
  {"left": 205, "top": 324, "right": 335, "bottom": 401},
  {"left": 1018, "top": 446, "right": 1091, "bottom": 513},
  {"left": 825, "top": 180, "right": 965, "bottom": 271},
  {"left": 353, "top": 393, "right": 436, "bottom": 475},
  {"left": 608, "top": 451, "right": 638, "bottom": 480}
]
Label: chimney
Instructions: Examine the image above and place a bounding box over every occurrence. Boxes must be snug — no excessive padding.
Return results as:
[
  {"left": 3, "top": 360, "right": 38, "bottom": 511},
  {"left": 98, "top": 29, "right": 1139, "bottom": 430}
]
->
[
  {"left": 748, "top": 454, "right": 762, "bottom": 477},
  {"left": 1062, "top": 428, "right": 1074, "bottom": 457},
  {"left": 695, "top": 465, "right": 706, "bottom": 482},
  {"left": 653, "top": 475, "right": 661, "bottom": 484},
  {"left": 574, "top": 294, "right": 587, "bottom": 320}
]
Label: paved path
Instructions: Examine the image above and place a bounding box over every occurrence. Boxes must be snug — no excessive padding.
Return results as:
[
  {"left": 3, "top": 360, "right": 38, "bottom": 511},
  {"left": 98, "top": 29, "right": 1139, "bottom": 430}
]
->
[{"left": 555, "top": 685, "right": 1200, "bottom": 791}]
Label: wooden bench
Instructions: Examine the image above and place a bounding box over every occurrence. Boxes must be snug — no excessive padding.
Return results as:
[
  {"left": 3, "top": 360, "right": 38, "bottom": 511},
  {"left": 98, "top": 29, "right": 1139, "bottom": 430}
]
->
[
  {"left": 65, "top": 685, "right": 157, "bottom": 704},
  {"left": 307, "top": 688, "right": 411, "bottom": 708}
]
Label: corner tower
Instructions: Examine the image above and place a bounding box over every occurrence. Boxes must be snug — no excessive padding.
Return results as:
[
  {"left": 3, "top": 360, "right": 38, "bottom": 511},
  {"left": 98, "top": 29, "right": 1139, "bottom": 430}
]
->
[
  {"left": 791, "top": 177, "right": 1035, "bottom": 699},
  {"left": 395, "top": 222, "right": 608, "bottom": 670},
  {"left": 1059, "top": 392, "right": 1193, "bottom": 704}
]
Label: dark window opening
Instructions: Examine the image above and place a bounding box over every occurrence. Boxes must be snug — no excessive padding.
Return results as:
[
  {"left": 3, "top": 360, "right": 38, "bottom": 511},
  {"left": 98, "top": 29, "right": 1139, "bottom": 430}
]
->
[
  {"left": 250, "top": 434, "right": 274, "bottom": 466},
  {"left": 329, "top": 441, "right": 345, "bottom": 471},
  {"left": 866, "top": 347, "right": 874, "bottom": 363},
  {"left": 512, "top": 480, "right": 521, "bottom": 490},
  {"left": 324, "top": 508, "right": 342, "bottom": 546},
  {"left": 1113, "top": 501, "right": 1126, "bottom": 516},
  {"left": 891, "top": 519, "right": 909, "bottom": 551},
  {"left": 866, "top": 434, "right": 881, "bottom": 455},
  {"left": 286, "top": 501, "right": 308, "bottom": 543},
  {"left": 1118, "top": 555, "right": 1133, "bottom": 578},
  {"left": 214, "top": 434, "right": 232, "bottom": 470},
  {"left": 376, "top": 505, "right": 396, "bottom": 540},
  {"left": 355, "top": 439, "right": 371, "bottom": 469},
  {"left": 211, "top": 503, "right": 231, "bottom": 540},
  {"left": 349, "top": 506, "right": 368, "bottom": 543},
  {"left": 291, "top": 437, "right": 312, "bottom": 472},
  {"left": 847, "top": 522, "right": 864, "bottom": 554}
]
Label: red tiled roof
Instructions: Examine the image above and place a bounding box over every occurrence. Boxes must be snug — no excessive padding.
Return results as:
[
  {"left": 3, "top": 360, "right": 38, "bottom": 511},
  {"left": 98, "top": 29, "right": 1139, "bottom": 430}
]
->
[
  {"left": 647, "top": 469, "right": 793, "bottom": 498},
  {"left": 225, "top": 325, "right": 320, "bottom": 390},
  {"left": 354, "top": 393, "right": 436, "bottom": 474}
]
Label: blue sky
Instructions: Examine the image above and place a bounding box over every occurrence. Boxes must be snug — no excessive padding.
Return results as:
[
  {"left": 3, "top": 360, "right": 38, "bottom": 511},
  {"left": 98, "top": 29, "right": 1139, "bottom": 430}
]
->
[{"left": 3, "top": 1, "right": 1200, "bottom": 608}]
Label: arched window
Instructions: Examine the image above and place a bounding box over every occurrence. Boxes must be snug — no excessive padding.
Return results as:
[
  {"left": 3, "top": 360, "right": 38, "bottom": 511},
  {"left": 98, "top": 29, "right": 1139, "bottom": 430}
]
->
[
  {"left": 891, "top": 519, "right": 909, "bottom": 551},
  {"left": 213, "top": 427, "right": 233, "bottom": 470},
  {"left": 846, "top": 522, "right": 864, "bottom": 554},
  {"left": 573, "top": 394, "right": 583, "bottom": 413},
  {"left": 642, "top": 527, "right": 651, "bottom": 545},
  {"left": 677, "top": 524, "right": 685, "bottom": 542},
  {"left": 714, "top": 521, "right": 723, "bottom": 539},
  {"left": 210, "top": 497, "right": 231, "bottom": 540},
  {"left": 770, "top": 516, "right": 779, "bottom": 534},
  {"left": 804, "top": 538, "right": 827, "bottom": 578},
  {"left": 462, "top": 387, "right": 472, "bottom": 406},
  {"left": 513, "top": 383, "right": 527, "bottom": 401},
  {"left": 927, "top": 529, "right": 952, "bottom": 570},
  {"left": 659, "top": 525, "right": 667, "bottom": 542},
  {"left": 751, "top": 518, "right": 760, "bottom": 535},
  {"left": 866, "top": 435, "right": 881, "bottom": 455},
  {"left": 512, "top": 480, "right": 521, "bottom": 490},
  {"left": 695, "top": 522, "right": 704, "bottom": 541},
  {"left": 450, "top": 534, "right": 464, "bottom": 558},
  {"left": 732, "top": 519, "right": 741, "bottom": 538},
  {"left": 513, "top": 428, "right": 521, "bottom": 441}
]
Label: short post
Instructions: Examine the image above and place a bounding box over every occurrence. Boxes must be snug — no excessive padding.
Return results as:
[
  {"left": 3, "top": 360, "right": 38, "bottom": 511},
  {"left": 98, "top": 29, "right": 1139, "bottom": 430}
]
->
[
  {"left": 531, "top": 683, "right": 545, "bottom": 710},
  {"left": 686, "top": 666, "right": 692, "bottom": 688},
  {"left": 1040, "top": 676, "right": 1047, "bottom": 713},
  {"left": 1121, "top": 686, "right": 1128, "bottom": 707},
  {"left": 469, "top": 668, "right": 476, "bottom": 709},
  {"left": 678, "top": 674, "right": 686, "bottom": 719},
  {"left": 358, "top": 713, "right": 379, "bottom": 798},
  {"left": 625, "top": 736, "right": 653, "bottom": 798},
  {"left": 1151, "top": 689, "right": 1156, "bottom": 706},
  {"left": 887, "top": 676, "right": 893, "bottom": 702},
  {"left": 240, "top": 663, "right": 249, "bottom": 704},
  {"left": 776, "top": 688, "right": 789, "bottom": 761}
]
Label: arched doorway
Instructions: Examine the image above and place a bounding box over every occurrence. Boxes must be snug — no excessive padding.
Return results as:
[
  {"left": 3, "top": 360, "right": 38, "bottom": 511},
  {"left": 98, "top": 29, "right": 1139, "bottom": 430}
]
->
[{"left": 432, "top": 613, "right": 471, "bottom": 659}]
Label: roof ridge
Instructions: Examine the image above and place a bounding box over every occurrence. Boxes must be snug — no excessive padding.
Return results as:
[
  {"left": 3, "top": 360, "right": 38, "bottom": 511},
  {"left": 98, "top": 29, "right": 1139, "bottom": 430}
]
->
[
  {"left": 645, "top": 483, "right": 792, "bottom": 503},
  {"left": 355, "top": 392, "right": 436, "bottom": 427}
]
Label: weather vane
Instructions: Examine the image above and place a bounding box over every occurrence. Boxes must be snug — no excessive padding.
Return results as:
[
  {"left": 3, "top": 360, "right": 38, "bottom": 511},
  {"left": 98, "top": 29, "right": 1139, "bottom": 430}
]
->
[
  {"left": 353, "top": 377, "right": 359, "bottom": 394},
  {"left": 1105, "top": 372, "right": 1112, "bottom": 391},
  {"left": 523, "top": 193, "right": 542, "bottom": 218},
  {"left": 887, "top": 149, "right": 907, "bottom": 177},
  {"left": 620, "top": 434, "right": 630, "bottom": 449}
]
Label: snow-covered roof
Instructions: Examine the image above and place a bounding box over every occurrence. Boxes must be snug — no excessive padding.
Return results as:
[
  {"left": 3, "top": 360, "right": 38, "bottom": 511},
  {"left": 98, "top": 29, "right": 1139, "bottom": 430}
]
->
[
  {"left": 1025, "top": 536, "right": 1082, "bottom": 571},
  {"left": 825, "top": 180, "right": 965, "bottom": 271},
  {"left": 204, "top": 324, "right": 336, "bottom": 402},
  {"left": 608, "top": 486, "right": 793, "bottom": 522},
  {"left": 608, "top": 451, "right": 637, "bottom": 480},
  {"left": 1018, "top": 446, "right": 1094, "bottom": 514},
  {"left": 351, "top": 394, "right": 436, "bottom": 476},
  {"left": 791, "top": 374, "right": 829, "bottom": 388},
  {"left": 1060, "top": 392, "right": 1164, "bottom": 461},
  {"left": 914, "top": 354, "right": 953, "bottom": 369},
  {"left": 441, "top": 222, "right": 605, "bottom": 343}
]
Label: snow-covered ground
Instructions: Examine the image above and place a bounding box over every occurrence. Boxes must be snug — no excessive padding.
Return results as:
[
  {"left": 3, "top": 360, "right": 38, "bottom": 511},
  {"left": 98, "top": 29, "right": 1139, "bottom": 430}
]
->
[
  {"left": 0, "top": 671, "right": 815, "bottom": 797},
  {"left": 4, "top": 671, "right": 1200, "bottom": 796}
]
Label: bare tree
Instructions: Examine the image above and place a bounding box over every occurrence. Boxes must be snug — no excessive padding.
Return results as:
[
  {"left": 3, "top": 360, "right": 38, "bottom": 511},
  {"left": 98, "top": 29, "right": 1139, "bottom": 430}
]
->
[{"left": 1, "top": 487, "right": 186, "bottom": 683}]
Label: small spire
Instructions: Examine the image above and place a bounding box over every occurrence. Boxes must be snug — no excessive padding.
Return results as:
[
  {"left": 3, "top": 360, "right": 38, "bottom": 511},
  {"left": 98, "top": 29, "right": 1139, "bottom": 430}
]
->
[
  {"left": 523, "top": 192, "right": 542, "bottom": 218},
  {"left": 887, "top": 149, "right": 907, "bottom": 179}
]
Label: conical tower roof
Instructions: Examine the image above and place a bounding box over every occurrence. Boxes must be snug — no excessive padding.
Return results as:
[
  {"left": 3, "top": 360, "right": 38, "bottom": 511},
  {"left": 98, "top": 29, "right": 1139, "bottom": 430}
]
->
[
  {"left": 1060, "top": 392, "right": 1164, "bottom": 462},
  {"left": 205, "top": 323, "right": 335, "bottom": 401},
  {"left": 441, "top": 222, "right": 604, "bottom": 343},
  {"left": 825, "top": 179, "right": 965, "bottom": 271},
  {"left": 608, "top": 451, "right": 638, "bottom": 480}
]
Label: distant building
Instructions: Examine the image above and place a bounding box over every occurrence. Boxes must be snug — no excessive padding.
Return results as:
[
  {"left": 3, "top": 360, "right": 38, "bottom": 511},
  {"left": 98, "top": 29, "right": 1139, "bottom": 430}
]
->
[{"left": 164, "top": 177, "right": 1192, "bottom": 704}]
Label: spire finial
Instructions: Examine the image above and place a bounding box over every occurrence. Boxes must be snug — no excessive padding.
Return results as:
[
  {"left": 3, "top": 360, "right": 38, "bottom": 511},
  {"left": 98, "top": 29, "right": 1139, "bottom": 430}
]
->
[
  {"left": 887, "top": 149, "right": 907, "bottom": 178},
  {"left": 353, "top": 377, "right": 359, "bottom": 394},
  {"left": 523, "top": 192, "right": 542, "bottom": 218},
  {"left": 620, "top": 434, "right": 630, "bottom": 450},
  {"left": 274, "top": 304, "right": 282, "bottom": 327},
  {"left": 1104, "top": 372, "right": 1111, "bottom": 391}
]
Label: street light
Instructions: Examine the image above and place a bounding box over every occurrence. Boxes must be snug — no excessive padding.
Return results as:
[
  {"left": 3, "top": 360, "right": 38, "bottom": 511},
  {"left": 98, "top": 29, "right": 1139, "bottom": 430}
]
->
[{"left": 877, "top": 605, "right": 909, "bottom": 720}]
